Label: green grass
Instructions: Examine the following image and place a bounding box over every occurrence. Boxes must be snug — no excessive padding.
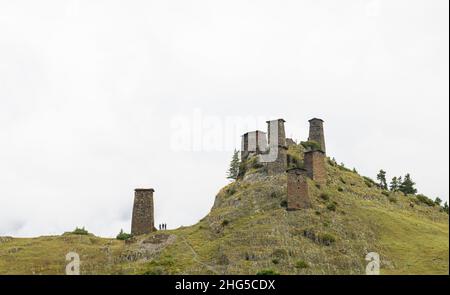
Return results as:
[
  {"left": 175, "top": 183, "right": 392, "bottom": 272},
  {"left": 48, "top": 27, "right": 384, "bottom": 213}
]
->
[{"left": 0, "top": 151, "right": 448, "bottom": 275}]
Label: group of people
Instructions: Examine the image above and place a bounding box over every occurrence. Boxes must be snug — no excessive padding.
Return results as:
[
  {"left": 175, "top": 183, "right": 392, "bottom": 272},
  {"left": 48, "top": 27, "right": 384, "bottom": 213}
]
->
[{"left": 158, "top": 223, "right": 167, "bottom": 230}]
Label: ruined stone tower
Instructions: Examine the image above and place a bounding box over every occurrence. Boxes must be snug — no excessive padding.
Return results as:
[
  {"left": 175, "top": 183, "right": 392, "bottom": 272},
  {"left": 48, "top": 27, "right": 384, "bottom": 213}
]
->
[
  {"left": 287, "top": 168, "right": 311, "bottom": 210},
  {"left": 131, "top": 188, "right": 155, "bottom": 236},
  {"left": 304, "top": 150, "right": 326, "bottom": 186},
  {"left": 308, "top": 118, "right": 326, "bottom": 154},
  {"left": 241, "top": 130, "right": 268, "bottom": 160},
  {"left": 266, "top": 119, "right": 287, "bottom": 174}
]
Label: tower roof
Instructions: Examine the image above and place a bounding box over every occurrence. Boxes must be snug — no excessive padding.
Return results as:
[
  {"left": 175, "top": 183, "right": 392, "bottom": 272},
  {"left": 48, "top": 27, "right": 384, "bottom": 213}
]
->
[
  {"left": 308, "top": 118, "right": 324, "bottom": 122},
  {"left": 242, "top": 130, "right": 266, "bottom": 137},
  {"left": 135, "top": 188, "right": 155, "bottom": 192},
  {"left": 266, "top": 118, "right": 286, "bottom": 123}
]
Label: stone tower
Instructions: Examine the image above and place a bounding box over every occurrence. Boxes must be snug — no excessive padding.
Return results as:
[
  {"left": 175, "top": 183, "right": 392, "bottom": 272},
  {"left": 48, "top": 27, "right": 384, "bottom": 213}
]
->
[
  {"left": 131, "top": 188, "right": 155, "bottom": 236},
  {"left": 308, "top": 118, "right": 326, "bottom": 154},
  {"left": 304, "top": 150, "right": 326, "bottom": 186},
  {"left": 287, "top": 168, "right": 311, "bottom": 210},
  {"left": 266, "top": 119, "right": 287, "bottom": 175},
  {"left": 241, "top": 130, "right": 267, "bottom": 161}
]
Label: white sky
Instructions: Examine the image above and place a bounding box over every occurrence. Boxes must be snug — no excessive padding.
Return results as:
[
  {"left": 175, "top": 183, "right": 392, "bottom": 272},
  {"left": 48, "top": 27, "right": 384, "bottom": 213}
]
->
[{"left": 0, "top": 0, "right": 448, "bottom": 237}]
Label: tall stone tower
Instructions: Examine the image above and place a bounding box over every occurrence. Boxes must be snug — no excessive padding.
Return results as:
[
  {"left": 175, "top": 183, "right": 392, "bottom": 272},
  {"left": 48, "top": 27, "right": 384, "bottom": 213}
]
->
[
  {"left": 241, "top": 130, "right": 267, "bottom": 161},
  {"left": 308, "top": 118, "right": 326, "bottom": 154},
  {"left": 266, "top": 119, "right": 287, "bottom": 175},
  {"left": 131, "top": 188, "right": 155, "bottom": 236},
  {"left": 304, "top": 150, "right": 326, "bottom": 186},
  {"left": 287, "top": 168, "right": 311, "bottom": 210}
]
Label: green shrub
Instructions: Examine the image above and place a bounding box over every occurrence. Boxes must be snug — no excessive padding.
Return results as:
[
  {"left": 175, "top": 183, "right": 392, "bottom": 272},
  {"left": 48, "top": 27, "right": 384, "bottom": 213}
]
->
[
  {"left": 300, "top": 140, "right": 322, "bottom": 151},
  {"left": 271, "top": 259, "right": 279, "bottom": 265},
  {"left": 280, "top": 200, "right": 288, "bottom": 208},
  {"left": 339, "top": 177, "right": 346, "bottom": 184},
  {"left": 256, "top": 269, "right": 280, "bottom": 275},
  {"left": 318, "top": 233, "right": 336, "bottom": 246},
  {"left": 295, "top": 260, "right": 309, "bottom": 269},
  {"left": 270, "top": 192, "right": 278, "bottom": 198},
  {"left": 337, "top": 187, "right": 344, "bottom": 192},
  {"left": 320, "top": 193, "right": 330, "bottom": 201},
  {"left": 327, "top": 158, "right": 337, "bottom": 166},
  {"left": 71, "top": 227, "right": 89, "bottom": 235},
  {"left": 226, "top": 186, "right": 237, "bottom": 196},
  {"left": 272, "top": 249, "right": 288, "bottom": 259},
  {"left": 327, "top": 203, "right": 336, "bottom": 211},
  {"left": 381, "top": 191, "right": 390, "bottom": 197},
  {"left": 388, "top": 196, "right": 397, "bottom": 203},
  {"left": 221, "top": 219, "right": 230, "bottom": 227},
  {"left": 116, "top": 229, "right": 132, "bottom": 241},
  {"left": 415, "top": 194, "right": 435, "bottom": 207}
]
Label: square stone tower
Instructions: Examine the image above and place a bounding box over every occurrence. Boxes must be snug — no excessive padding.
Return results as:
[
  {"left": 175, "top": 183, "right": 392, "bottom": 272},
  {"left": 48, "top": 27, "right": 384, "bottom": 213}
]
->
[
  {"left": 241, "top": 130, "right": 268, "bottom": 160},
  {"left": 266, "top": 119, "right": 287, "bottom": 175},
  {"left": 287, "top": 168, "right": 311, "bottom": 210},
  {"left": 308, "top": 118, "right": 326, "bottom": 154},
  {"left": 131, "top": 188, "right": 155, "bottom": 236},
  {"left": 304, "top": 150, "right": 326, "bottom": 186}
]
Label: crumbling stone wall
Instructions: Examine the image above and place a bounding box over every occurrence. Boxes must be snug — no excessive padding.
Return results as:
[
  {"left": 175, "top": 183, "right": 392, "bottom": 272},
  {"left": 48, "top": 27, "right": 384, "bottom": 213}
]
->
[
  {"left": 241, "top": 131, "right": 267, "bottom": 160},
  {"left": 131, "top": 189, "right": 155, "bottom": 235},
  {"left": 308, "top": 118, "right": 326, "bottom": 154},
  {"left": 287, "top": 168, "right": 311, "bottom": 210},
  {"left": 304, "top": 150, "right": 326, "bottom": 186}
]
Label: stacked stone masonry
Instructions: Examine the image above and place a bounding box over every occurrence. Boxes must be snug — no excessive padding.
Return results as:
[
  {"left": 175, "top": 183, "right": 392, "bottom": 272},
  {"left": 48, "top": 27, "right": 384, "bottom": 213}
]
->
[
  {"left": 241, "top": 130, "right": 267, "bottom": 160},
  {"left": 266, "top": 119, "right": 287, "bottom": 175},
  {"left": 304, "top": 150, "right": 326, "bottom": 186},
  {"left": 287, "top": 168, "right": 311, "bottom": 210},
  {"left": 308, "top": 118, "right": 326, "bottom": 154},
  {"left": 131, "top": 189, "right": 155, "bottom": 235}
]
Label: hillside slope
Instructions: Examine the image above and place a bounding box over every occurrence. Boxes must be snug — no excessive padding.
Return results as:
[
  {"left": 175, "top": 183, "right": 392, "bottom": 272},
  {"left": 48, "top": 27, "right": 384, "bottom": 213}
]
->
[{"left": 0, "top": 145, "right": 448, "bottom": 275}]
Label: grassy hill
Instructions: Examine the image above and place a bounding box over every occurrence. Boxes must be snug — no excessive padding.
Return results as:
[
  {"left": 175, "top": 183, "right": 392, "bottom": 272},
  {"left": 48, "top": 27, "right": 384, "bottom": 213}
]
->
[{"left": 0, "top": 144, "right": 448, "bottom": 275}]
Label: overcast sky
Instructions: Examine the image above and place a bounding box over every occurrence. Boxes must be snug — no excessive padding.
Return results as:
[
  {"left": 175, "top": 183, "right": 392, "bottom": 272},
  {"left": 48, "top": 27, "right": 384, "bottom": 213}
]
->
[{"left": 0, "top": 0, "right": 448, "bottom": 237}]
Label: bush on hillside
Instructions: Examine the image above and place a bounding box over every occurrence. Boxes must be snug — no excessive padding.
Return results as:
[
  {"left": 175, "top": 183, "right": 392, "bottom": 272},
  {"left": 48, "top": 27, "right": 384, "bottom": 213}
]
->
[
  {"left": 300, "top": 140, "right": 322, "bottom": 151},
  {"left": 71, "top": 227, "right": 89, "bottom": 235},
  {"left": 317, "top": 233, "right": 336, "bottom": 246},
  {"left": 295, "top": 260, "right": 309, "bottom": 269},
  {"left": 116, "top": 229, "right": 132, "bottom": 241},
  {"left": 415, "top": 194, "right": 435, "bottom": 207},
  {"left": 327, "top": 203, "right": 336, "bottom": 211},
  {"left": 319, "top": 192, "right": 330, "bottom": 201}
]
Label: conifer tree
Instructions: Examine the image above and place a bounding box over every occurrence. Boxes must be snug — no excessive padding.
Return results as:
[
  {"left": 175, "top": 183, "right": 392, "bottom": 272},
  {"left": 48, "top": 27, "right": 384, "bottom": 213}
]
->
[
  {"left": 389, "top": 176, "right": 399, "bottom": 191},
  {"left": 377, "top": 169, "right": 388, "bottom": 190},
  {"left": 434, "top": 197, "right": 442, "bottom": 206},
  {"left": 399, "top": 173, "right": 417, "bottom": 195},
  {"left": 227, "top": 149, "right": 240, "bottom": 180},
  {"left": 443, "top": 202, "right": 449, "bottom": 214}
]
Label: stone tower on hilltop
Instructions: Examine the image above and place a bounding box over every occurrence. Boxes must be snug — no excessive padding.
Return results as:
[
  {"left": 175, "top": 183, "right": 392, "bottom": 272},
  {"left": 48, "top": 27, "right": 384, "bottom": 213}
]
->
[
  {"left": 131, "top": 188, "right": 155, "bottom": 235},
  {"left": 304, "top": 150, "right": 326, "bottom": 186},
  {"left": 241, "top": 130, "right": 268, "bottom": 161},
  {"left": 308, "top": 118, "right": 326, "bottom": 154},
  {"left": 266, "top": 119, "right": 288, "bottom": 174},
  {"left": 287, "top": 168, "right": 311, "bottom": 210}
]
